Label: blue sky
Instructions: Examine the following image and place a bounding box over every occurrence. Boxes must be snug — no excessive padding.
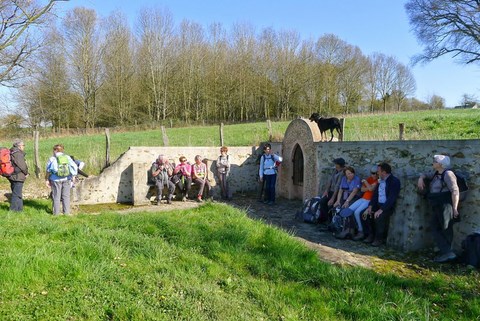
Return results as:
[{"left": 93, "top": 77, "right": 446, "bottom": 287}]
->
[{"left": 56, "top": 0, "right": 477, "bottom": 107}]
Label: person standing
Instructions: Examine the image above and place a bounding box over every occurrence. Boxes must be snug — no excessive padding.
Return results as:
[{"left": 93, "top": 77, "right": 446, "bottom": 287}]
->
[
  {"left": 364, "top": 162, "right": 401, "bottom": 247},
  {"left": 418, "top": 155, "right": 460, "bottom": 263},
  {"left": 8, "top": 139, "right": 29, "bottom": 212},
  {"left": 45, "top": 144, "right": 78, "bottom": 215},
  {"left": 258, "top": 143, "right": 283, "bottom": 205},
  {"left": 216, "top": 146, "right": 232, "bottom": 200}
]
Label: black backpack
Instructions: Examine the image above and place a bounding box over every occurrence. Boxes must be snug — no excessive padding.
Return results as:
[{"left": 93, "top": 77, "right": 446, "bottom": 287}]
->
[
  {"left": 441, "top": 170, "right": 469, "bottom": 202},
  {"left": 461, "top": 233, "right": 480, "bottom": 268}
]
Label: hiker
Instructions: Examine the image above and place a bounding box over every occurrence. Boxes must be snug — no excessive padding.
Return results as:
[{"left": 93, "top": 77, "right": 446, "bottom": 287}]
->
[
  {"left": 363, "top": 162, "right": 401, "bottom": 247},
  {"left": 318, "top": 158, "right": 346, "bottom": 223},
  {"left": 45, "top": 144, "right": 78, "bottom": 215},
  {"left": 8, "top": 139, "right": 29, "bottom": 212},
  {"left": 333, "top": 166, "right": 362, "bottom": 239},
  {"left": 418, "top": 155, "right": 460, "bottom": 263},
  {"left": 151, "top": 154, "right": 176, "bottom": 205},
  {"left": 173, "top": 156, "right": 192, "bottom": 201},
  {"left": 258, "top": 143, "right": 283, "bottom": 205},
  {"left": 216, "top": 146, "right": 232, "bottom": 200},
  {"left": 192, "top": 155, "right": 212, "bottom": 202}
]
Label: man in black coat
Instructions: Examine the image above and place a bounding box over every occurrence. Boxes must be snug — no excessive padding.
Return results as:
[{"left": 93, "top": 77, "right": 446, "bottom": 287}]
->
[
  {"left": 363, "top": 162, "right": 401, "bottom": 246},
  {"left": 8, "top": 139, "right": 29, "bottom": 212}
]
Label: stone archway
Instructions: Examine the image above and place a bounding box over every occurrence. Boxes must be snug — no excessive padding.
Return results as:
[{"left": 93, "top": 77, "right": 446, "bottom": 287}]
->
[{"left": 279, "top": 118, "right": 322, "bottom": 201}]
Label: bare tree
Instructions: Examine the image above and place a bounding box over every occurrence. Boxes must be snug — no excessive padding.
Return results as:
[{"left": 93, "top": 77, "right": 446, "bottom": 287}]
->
[
  {"left": 405, "top": 0, "right": 480, "bottom": 65},
  {"left": 428, "top": 94, "right": 446, "bottom": 109},
  {"left": 63, "top": 7, "right": 104, "bottom": 128},
  {"left": 100, "top": 11, "right": 136, "bottom": 126},
  {"left": 0, "top": 0, "right": 67, "bottom": 85},
  {"left": 136, "top": 7, "right": 174, "bottom": 122},
  {"left": 391, "top": 63, "right": 416, "bottom": 111}
]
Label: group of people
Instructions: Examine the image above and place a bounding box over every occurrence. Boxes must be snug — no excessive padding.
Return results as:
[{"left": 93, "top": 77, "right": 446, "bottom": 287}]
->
[
  {"left": 150, "top": 153, "right": 215, "bottom": 204},
  {"left": 318, "top": 158, "right": 401, "bottom": 247},
  {"left": 6, "top": 141, "right": 80, "bottom": 215},
  {"left": 5, "top": 138, "right": 462, "bottom": 263},
  {"left": 315, "top": 154, "right": 461, "bottom": 263}
]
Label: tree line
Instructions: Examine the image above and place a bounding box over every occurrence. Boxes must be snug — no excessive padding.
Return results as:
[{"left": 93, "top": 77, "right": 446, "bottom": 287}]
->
[{"left": 9, "top": 2, "right": 479, "bottom": 131}]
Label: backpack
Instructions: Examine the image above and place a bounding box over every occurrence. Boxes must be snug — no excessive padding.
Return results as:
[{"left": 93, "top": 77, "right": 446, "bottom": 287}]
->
[
  {"left": 461, "top": 233, "right": 480, "bottom": 268},
  {"left": 56, "top": 154, "right": 72, "bottom": 177},
  {"left": 0, "top": 147, "right": 14, "bottom": 177},
  {"left": 327, "top": 207, "right": 344, "bottom": 234},
  {"left": 298, "top": 197, "right": 322, "bottom": 223},
  {"left": 440, "top": 170, "right": 469, "bottom": 202}
]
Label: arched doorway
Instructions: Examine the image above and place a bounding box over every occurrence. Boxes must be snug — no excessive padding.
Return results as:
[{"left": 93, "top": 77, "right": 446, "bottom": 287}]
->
[{"left": 292, "top": 144, "right": 304, "bottom": 186}]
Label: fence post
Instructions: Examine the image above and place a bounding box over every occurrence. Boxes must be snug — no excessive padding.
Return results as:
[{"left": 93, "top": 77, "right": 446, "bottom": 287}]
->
[
  {"left": 33, "top": 130, "right": 41, "bottom": 178},
  {"left": 161, "top": 126, "right": 169, "bottom": 146},
  {"left": 267, "top": 120, "right": 272, "bottom": 141},
  {"left": 399, "top": 123, "right": 405, "bottom": 140},
  {"left": 219, "top": 123, "right": 224, "bottom": 146},
  {"left": 340, "top": 118, "right": 345, "bottom": 141},
  {"left": 105, "top": 128, "right": 111, "bottom": 168}
]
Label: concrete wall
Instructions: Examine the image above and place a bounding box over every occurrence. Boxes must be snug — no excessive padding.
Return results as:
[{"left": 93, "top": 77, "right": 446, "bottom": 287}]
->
[
  {"left": 72, "top": 145, "right": 281, "bottom": 205},
  {"left": 278, "top": 118, "right": 480, "bottom": 252}
]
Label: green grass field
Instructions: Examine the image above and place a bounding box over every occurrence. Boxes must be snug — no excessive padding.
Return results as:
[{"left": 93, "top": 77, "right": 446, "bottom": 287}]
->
[{"left": 0, "top": 201, "right": 478, "bottom": 320}]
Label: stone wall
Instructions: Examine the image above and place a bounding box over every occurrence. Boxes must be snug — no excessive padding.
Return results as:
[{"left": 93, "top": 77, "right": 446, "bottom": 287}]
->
[
  {"left": 72, "top": 145, "right": 282, "bottom": 205},
  {"left": 278, "top": 118, "right": 480, "bottom": 252},
  {"left": 73, "top": 118, "right": 479, "bottom": 252}
]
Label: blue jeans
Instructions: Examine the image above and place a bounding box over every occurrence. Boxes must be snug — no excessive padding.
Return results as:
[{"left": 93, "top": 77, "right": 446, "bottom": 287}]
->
[
  {"left": 9, "top": 180, "right": 24, "bottom": 212},
  {"left": 264, "top": 174, "right": 277, "bottom": 203}
]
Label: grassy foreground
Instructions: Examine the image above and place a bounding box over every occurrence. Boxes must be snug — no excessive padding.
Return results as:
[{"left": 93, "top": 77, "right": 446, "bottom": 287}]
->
[{"left": 0, "top": 201, "right": 479, "bottom": 320}]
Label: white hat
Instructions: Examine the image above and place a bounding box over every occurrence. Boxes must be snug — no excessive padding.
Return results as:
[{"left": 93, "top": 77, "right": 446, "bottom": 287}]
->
[{"left": 433, "top": 155, "right": 450, "bottom": 167}]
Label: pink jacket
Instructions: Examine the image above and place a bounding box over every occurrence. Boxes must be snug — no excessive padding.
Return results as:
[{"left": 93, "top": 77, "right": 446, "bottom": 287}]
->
[{"left": 174, "top": 162, "right": 192, "bottom": 177}]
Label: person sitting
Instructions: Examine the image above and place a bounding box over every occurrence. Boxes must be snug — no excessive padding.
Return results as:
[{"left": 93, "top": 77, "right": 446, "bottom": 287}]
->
[
  {"left": 151, "top": 154, "right": 175, "bottom": 205},
  {"left": 418, "top": 155, "right": 460, "bottom": 263},
  {"left": 318, "top": 158, "right": 346, "bottom": 223},
  {"left": 363, "top": 162, "right": 401, "bottom": 247},
  {"left": 192, "top": 155, "right": 212, "bottom": 202},
  {"left": 334, "top": 166, "right": 362, "bottom": 239},
  {"left": 173, "top": 156, "right": 192, "bottom": 201},
  {"left": 350, "top": 166, "right": 379, "bottom": 241}
]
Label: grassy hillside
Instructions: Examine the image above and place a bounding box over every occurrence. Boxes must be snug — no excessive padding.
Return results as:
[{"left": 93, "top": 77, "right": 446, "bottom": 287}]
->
[
  {"left": 0, "top": 109, "right": 479, "bottom": 180},
  {"left": 0, "top": 201, "right": 478, "bottom": 320}
]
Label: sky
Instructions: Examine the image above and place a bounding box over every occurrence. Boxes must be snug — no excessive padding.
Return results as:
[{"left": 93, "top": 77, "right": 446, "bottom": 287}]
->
[{"left": 46, "top": 0, "right": 480, "bottom": 107}]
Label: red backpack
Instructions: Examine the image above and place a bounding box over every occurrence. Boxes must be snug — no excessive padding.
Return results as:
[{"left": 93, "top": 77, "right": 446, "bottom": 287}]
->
[{"left": 0, "top": 147, "right": 14, "bottom": 177}]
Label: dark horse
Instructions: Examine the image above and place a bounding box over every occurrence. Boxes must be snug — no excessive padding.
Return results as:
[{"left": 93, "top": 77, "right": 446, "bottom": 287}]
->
[{"left": 309, "top": 113, "right": 342, "bottom": 142}]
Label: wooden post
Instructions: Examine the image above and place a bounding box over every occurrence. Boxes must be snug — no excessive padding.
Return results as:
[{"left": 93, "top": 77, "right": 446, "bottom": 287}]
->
[
  {"left": 170, "top": 119, "right": 173, "bottom": 128},
  {"left": 33, "top": 130, "right": 41, "bottom": 178},
  {"left": 340, "top": 118, "right": 345, "bottom": 141},
  {"left": 219, "top": 123, "right": 224, "bottom": 146},
  {"left": 267, "top": 119, "right": 272, "bottom": 141},
  {"left": 105, "top": 128, "right": 111, "bottom": 168},
  {"left": 161, "top": 126, "right": 169, "bottom": 146},
  {"left": 399, "top": 123, "right": 405, "bottom": 140}
]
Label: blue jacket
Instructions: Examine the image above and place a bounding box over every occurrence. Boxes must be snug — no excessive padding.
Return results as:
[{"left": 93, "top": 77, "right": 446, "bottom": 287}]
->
[
  {"left": 46, "top": 152, "right": 78, "bottom": 181},
  {"left": 370, "top": 174, "right": 401, "bottom": 212}
]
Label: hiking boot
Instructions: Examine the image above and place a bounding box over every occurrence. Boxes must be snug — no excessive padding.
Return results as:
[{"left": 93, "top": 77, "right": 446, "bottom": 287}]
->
[
  {"left": 335, "top": 229, "right": 352, "bottom": 240},
  {"left": 363, "top": 234, "right": 374, "bottom": 244},
  {"left": 433, "top": 251, "right": 456, "bottom": 263},
  {"left": 352, "top": 232, "right": 365, "bottom": 241},
  {"left": 182, "top": 196, "right": 187, "bottom": 202},
  {"left": 267, "top": 201, "right": 275, "bottom": 205},
  {"left": 196, "top": 196, "right": 203, "bottom": 203},
  {"left": 166, "top": 198, "right": 172, "bottom": 204}
]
